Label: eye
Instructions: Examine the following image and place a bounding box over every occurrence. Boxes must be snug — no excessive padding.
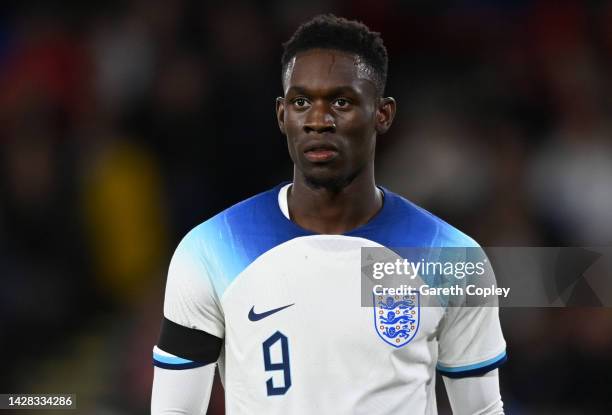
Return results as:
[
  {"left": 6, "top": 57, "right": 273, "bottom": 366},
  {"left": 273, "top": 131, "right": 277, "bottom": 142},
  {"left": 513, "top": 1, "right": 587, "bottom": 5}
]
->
[
  {"left": 292, "top": 97, "right": 310, "bottom": 108},
  {"left": 333, "top": 98, "right": 350, "bottom": 109}
]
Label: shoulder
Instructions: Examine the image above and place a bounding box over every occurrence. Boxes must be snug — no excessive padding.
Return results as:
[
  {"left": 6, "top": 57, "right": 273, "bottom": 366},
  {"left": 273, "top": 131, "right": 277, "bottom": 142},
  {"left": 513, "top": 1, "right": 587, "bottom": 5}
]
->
[
  {"left": 374, "top": 188, "right": 480, "bottom": 248},
  {"left": 182, "top": 184, "right": 282, "bottom": 247},
  {"left": 172, "top": 184, "right": 300, "bottom": 293}
]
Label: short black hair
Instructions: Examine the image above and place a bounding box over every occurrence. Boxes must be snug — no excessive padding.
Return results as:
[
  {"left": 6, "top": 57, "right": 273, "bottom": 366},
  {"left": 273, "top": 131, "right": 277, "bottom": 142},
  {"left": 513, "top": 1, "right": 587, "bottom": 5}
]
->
[{"left": 281, "top": 14, "right": 388, "bottom": 95}]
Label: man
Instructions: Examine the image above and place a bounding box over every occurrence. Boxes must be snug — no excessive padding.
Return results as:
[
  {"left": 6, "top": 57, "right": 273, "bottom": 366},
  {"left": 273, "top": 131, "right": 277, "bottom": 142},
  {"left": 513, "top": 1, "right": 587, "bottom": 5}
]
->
[{"left": 152, "top": 14, "right": 506, "bottom": 414}]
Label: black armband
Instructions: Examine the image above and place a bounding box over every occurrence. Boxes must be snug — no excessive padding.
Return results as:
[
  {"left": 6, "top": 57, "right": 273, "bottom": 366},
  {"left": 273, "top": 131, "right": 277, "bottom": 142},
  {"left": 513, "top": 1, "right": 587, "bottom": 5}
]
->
[{"left": 153, "top": 317, "right": 222, "bottom": 369}]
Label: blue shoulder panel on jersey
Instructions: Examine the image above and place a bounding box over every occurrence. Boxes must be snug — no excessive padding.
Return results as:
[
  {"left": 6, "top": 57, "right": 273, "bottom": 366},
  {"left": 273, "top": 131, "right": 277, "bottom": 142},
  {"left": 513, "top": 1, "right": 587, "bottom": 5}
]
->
[
  {"left": 347, "top": 188, "right": 480, "bottom": 249},
  {"left": 436, "top": 350, "right": 507, "bottom": 378},
  {"left": 182, "top": 185, "right": 309, "bottom": 297},
  {"left": 181, "top": 184, "right": 480, "bottom": 298}
]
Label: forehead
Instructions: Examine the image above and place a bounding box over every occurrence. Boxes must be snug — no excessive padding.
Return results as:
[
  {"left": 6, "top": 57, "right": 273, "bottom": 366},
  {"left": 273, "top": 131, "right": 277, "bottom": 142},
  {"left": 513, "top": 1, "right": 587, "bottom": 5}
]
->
[{"left": 284, "top": 49, "right": 376, "bottom": 95}]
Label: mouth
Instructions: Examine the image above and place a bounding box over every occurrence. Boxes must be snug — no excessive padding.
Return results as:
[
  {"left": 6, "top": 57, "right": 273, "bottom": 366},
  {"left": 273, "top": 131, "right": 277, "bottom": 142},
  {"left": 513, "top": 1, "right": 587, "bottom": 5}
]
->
[{"left": 303, "top": 142, "right": 339, "bottom": 163}]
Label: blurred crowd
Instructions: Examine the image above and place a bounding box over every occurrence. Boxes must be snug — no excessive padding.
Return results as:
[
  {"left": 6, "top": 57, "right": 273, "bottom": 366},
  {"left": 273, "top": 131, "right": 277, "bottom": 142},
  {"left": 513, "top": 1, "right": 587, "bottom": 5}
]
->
[{"left": 1, "top": 1, "right": 611, "bottom": 413}]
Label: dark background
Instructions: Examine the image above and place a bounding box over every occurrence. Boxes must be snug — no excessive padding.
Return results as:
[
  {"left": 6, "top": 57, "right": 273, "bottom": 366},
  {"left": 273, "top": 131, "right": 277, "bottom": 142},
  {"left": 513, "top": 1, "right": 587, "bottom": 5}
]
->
[{"left": 1, "top": 1, "right": 611, "bottom": 414}]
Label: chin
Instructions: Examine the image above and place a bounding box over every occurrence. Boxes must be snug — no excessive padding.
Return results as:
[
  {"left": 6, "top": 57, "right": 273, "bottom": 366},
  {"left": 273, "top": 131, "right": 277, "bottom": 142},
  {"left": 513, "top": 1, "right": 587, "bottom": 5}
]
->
[{"left": 303, "top": 170, "right": 355, "bottom": 192}]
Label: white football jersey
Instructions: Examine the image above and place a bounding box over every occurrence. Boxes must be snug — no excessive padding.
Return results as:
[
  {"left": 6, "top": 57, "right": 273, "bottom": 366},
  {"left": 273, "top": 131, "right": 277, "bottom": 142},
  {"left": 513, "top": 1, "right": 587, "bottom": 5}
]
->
[{"left": 154, "top": 183, "right": 506, "bottom": 414}]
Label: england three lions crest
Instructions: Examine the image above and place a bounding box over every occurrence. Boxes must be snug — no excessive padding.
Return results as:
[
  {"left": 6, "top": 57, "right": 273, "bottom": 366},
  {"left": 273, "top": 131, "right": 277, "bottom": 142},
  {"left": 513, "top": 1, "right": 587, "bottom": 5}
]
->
[{"left": 373, "top": 293, "right": 420, "bottom": 348}]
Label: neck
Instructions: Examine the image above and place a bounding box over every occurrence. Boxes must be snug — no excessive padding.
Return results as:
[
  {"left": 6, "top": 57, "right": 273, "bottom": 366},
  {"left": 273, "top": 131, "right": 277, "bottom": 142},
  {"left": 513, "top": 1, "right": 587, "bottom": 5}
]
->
[{"left": 288, "top": 165, "right": 382, "bottom": 234}]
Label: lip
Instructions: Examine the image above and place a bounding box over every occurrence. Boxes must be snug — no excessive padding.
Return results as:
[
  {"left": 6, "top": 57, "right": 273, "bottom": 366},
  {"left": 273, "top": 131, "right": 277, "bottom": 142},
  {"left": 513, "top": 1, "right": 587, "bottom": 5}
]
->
[
  {"left": 303, "top": 140, "right": 339, "bottom": 152},
  {"left": 303, "top": 141, "right": 339, "bottom": 163},
  {"left": 304, "top": 149, "right": 338, "bottom": 162}
]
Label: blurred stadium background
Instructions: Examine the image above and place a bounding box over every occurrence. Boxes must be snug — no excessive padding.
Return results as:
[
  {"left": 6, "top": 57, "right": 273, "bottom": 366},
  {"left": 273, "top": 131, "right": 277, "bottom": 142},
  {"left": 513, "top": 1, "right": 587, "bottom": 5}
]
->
[{"left": 1, "top": 0, "right": 611, "bottom": 414}]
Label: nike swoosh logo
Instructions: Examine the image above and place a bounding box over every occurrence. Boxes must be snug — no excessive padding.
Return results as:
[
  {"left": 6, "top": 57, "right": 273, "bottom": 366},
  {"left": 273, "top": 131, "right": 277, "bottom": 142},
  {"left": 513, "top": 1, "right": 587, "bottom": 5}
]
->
[{"left": 248, "top": 303, "right": 294, "bottom": 321}]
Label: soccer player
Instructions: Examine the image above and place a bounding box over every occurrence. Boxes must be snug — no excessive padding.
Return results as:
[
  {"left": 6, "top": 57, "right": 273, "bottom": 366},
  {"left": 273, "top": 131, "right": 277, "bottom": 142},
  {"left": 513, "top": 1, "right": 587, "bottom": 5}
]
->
[{"left": 152, "top": 14, "right": 506, "bottom": 414}]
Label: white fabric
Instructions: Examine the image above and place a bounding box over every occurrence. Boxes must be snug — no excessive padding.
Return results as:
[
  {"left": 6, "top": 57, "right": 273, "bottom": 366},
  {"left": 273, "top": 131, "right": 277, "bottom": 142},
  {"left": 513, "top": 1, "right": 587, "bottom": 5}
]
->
[
  {"left": 278, "top": 183, "right": 291, "bottom": 219},
  {"left": 437, "top": 304, "right": 506, "bottom": 369},
  {"left": 162, "top": 234, "right": 225, "bottom": 339},
  {"left": 444, "top": 369, "right": 504, "bottom": 415},
  {"left": 151, "top": 361, "right": 216, "bottom": 415},
  {"left": 221, "top": 236, "right": 503, "bottom": 413}
]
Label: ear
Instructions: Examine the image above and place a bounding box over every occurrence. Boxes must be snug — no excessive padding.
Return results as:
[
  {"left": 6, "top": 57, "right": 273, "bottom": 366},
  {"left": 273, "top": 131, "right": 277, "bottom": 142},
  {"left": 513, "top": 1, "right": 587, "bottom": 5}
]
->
[
  {"left": 375, "top": 97, "right": 396, "bottom": 135},
  {"left": 276, "top": 97, "right": 286, "bottom": 135}
]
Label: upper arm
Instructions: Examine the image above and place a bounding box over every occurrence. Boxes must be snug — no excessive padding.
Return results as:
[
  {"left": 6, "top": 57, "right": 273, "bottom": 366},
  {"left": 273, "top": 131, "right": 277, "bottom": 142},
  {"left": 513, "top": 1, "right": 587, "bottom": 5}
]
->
[
  {"left": 436, "top": 248, "right": 507, "bottom": 378},
  {"left": 443, "top": 369, "right": 504, "bottom": 415},
  {"left": 154, "top": 231, "right": 224, "bottom": 369},
  {"left": 436, "top": 304, "right": 507, "bottom": 378},
  {"left": 151, "top": 363, "right": 216, "bottom": 415}
]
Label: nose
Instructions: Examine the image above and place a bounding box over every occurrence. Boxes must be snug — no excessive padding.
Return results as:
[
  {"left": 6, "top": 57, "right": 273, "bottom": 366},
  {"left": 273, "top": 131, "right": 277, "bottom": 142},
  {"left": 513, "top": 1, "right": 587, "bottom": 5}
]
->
[{"left": 303, "top": 101, "right": 336, "bottom": 134}]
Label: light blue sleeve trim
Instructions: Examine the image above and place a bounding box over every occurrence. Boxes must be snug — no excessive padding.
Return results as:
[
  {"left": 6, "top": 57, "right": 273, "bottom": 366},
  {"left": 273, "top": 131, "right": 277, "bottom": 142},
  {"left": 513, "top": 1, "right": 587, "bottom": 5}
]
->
[
  {"left": 153, "top": 351, "right": 194, "bottom": 365},
  {"left": 436, "top": 350, "right": 507, "bottom": 372}
]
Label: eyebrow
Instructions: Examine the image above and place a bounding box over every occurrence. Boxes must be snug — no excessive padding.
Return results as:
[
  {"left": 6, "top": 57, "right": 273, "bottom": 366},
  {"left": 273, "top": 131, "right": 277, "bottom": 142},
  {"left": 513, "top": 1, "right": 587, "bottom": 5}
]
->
[{"left": 286, "top": 85, "right": 359, "bottom": 97}]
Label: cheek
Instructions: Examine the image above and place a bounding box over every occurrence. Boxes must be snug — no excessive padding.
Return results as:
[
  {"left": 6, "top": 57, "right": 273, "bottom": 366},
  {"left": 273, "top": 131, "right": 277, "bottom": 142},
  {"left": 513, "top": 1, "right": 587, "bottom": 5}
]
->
[
  {"left": 345, "top": 103, "right": 375, "bottom": 128},
  {"left": 283, "top": 113, "right": 301, "bottom": 160},
  {"left": 342, "top": 113, "right": 377, "bottom": 161},
  {"left": 284, "top": 110, "right": 303, "bottom": 136},
  {"left": 343, "top": 111, "right": 376, "bottom": 141}
]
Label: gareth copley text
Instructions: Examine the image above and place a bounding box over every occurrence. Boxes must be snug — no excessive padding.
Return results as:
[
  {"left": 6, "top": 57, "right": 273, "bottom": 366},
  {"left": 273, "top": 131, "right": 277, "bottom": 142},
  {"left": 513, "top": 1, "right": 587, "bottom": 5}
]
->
[{"left": 372, "top": 284, "right": 511, "bottom": 299}]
